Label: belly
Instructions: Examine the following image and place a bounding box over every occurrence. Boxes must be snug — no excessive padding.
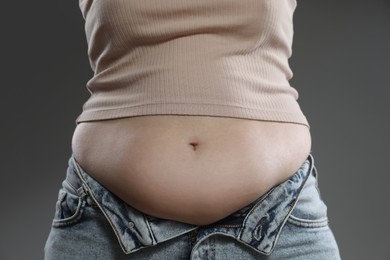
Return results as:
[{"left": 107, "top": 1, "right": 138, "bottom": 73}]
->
[{"left": 71, "top": 115, "right": 311, "bottom": 225}]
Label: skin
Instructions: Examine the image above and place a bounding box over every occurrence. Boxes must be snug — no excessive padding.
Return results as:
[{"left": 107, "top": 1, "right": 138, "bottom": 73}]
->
[{"left": 72, "top": 115, "right": 311, "bottom": 225}]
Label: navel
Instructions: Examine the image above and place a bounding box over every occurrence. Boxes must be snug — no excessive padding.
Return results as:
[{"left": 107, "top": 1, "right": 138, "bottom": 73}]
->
[{"left": 189, "top": 142, "right": 199, "bottom": 151}]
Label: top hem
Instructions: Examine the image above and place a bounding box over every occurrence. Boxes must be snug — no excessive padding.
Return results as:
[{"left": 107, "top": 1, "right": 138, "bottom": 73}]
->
[{"left": 75, "top": 103, "right": 310, "bottom": 128}]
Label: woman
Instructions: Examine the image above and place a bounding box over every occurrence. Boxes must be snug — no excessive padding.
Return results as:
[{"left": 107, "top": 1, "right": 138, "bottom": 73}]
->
[{"left": 45, "top": 0, "right": 341, "bottom": 259}]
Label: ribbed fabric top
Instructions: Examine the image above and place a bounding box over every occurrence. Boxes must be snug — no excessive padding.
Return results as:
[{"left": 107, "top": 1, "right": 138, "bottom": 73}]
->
[{"left": 76, "top": 0, "right": 309, "bottom": 127}]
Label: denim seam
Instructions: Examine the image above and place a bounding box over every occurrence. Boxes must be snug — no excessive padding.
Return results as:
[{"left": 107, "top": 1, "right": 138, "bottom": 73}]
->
[
  {"left": 287, "top": 215, "right": 329, "bottom": 228},
  {"left": 52, "top": 199, "right": 86, "bottom": 227},
  {"left": 237, "top": 186, "right": 276, "bottom": 228},
  {"left": 65, "top": 179, "right": 78, "bottom": 194},
  {"left": 238, "top": 154, "right": 314, "bottom": 238},
  {"left": 266, "top": 155, "right": 316, "bottom": 253},
  {"left": 236, "top": 154, "right": 315, "bottom": 255},
  {"left": 190, "top": 232, "right": 237, "bottom": 260},
  {"left": 71, "top": 156, "right": 131, "bottom": 254},
  {"left": 143, "top": 215, "right": 157, "bottom": 245}
]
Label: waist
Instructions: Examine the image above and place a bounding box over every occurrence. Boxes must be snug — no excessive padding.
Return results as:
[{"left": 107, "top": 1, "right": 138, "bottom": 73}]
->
[
  {"left": 62, "top": 152, "right": 314, "bottom": 255},
  {"left": 71, "top": 115, "right": 311, "bottom": 225}
]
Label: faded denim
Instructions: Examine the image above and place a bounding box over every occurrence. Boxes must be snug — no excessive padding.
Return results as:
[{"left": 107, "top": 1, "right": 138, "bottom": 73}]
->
[{"left": 44, "top": 154, "right": 341, "bottom": 259}]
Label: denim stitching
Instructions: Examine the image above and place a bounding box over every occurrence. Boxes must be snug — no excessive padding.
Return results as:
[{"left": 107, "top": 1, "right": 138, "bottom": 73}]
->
[
  {"left": 70, "top": 156, "right": 132, "bottom": 254},
  {"left": 52, "top": 199, "right": 86, "bottom": 227},
  {"left": 286, "top": 216, "right": 329, "bottom": 228},
  {"left": 237, "top": 154, "right": 314, "bottom": 255}
]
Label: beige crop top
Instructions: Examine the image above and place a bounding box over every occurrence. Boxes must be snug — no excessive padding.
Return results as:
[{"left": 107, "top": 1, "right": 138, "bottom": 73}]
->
[{"left": 76, "top": 0, "right": 309, "bottom": 127}]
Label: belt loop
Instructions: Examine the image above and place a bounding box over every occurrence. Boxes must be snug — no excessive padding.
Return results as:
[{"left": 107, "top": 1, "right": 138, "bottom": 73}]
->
[
  {"left": 308, "top": 153, "right": 315, "bottom": 177},
  {"left": 76, "top": 184, "right": 88, "bottom": 198}
]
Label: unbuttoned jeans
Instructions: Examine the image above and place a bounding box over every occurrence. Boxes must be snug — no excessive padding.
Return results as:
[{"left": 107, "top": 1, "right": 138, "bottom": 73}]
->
[{"left": 44, "top": 154, "right": 341, "bottom": 259}]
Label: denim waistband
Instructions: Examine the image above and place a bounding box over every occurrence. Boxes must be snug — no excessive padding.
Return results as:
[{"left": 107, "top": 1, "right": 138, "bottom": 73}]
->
[{"left": 65, "top": 153, "right": 314, "bottom": 255}]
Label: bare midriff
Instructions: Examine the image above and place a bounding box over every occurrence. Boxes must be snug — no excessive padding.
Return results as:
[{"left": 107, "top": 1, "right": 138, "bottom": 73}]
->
[{"left": 71, "top": 115, "right": 311, "bottom": 225}]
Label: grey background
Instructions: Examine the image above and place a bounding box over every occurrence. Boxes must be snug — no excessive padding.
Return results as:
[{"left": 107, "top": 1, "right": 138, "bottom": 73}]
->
[{"left": 1, "top": 0, "right": 389, "bottom": 259}]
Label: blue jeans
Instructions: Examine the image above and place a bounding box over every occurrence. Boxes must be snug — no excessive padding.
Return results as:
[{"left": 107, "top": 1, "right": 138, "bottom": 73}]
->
[{"left": 44, "top": 154, "right": 340, "bottom": 259}]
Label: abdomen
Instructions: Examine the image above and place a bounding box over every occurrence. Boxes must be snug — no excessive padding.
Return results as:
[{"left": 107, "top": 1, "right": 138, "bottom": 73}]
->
[{"left": 71, "top": 115, "right": 311, "bottom": 225}]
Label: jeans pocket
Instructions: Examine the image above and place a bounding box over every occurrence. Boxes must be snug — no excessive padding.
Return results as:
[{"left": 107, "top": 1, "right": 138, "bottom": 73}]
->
[
  {"left": 287, "top": 167, "right": 329, "bottom": 228},
  {"left": 52, "top": 180, "right": 87, "bottom": 228}
]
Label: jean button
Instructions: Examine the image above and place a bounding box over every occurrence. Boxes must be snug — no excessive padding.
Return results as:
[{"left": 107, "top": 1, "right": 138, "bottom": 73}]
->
[
  {"left": 127, "top": 222, "right": 135, "bottom": 229},
  {"left": 86, "top": 196, "right": 95, "bottom": 206}
]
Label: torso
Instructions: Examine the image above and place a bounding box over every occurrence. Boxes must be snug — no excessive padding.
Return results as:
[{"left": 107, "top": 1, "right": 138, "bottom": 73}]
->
[{"left": 71, "top": 115, "right": 311, "bottom": 225}]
